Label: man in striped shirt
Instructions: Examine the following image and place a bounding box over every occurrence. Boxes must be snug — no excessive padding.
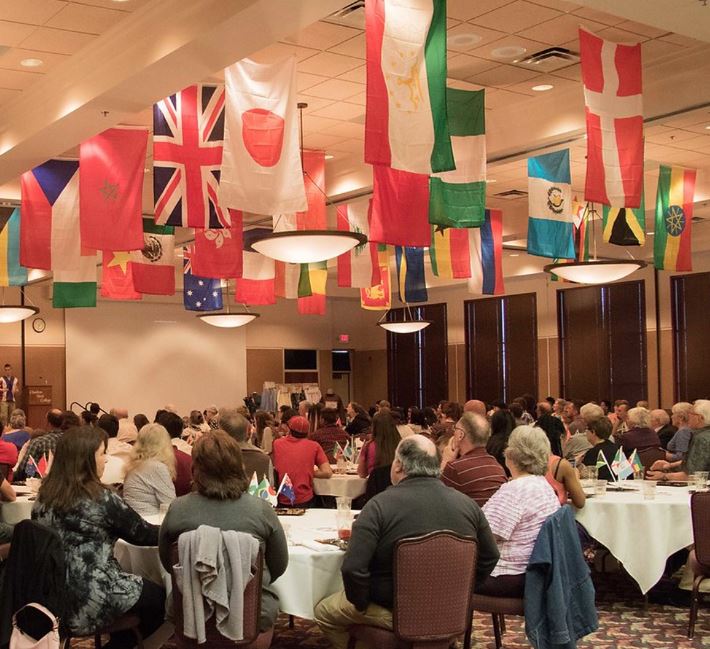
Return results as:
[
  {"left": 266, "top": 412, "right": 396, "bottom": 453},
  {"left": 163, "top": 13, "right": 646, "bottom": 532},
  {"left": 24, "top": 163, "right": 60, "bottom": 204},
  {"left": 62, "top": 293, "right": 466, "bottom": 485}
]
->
[{"left": 440, "top": 412, "right": 507, "bottom": 507}]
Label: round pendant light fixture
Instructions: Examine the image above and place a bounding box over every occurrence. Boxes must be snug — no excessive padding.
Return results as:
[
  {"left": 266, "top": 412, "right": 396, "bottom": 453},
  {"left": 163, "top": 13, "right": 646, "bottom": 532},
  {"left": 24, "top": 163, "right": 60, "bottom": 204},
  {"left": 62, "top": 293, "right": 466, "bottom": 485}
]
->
[
  {"left": 198, "top": 304, "right": 259, "bottom": 328},
  {"left": 377, "top": 307, "right": 431, "bottom": 334},
  {"left": 247, "top": 229, "right": 367, "bottom": 264},
  {"left": 543, "top": 259, "right": 647, "bottom": 284},
  {"left": 0, "top": 305, "right": 39, "bottom": 324}
]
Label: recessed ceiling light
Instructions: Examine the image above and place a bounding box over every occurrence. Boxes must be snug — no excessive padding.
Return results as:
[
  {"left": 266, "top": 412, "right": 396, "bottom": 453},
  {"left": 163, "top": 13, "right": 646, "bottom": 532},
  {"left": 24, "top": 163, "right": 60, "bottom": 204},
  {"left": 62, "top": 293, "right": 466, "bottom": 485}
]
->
[
  {"left": 488, "top": 178, "right": 497, "bottom": 183},
  {"left": 509, "top": 253, "right": 520, "bottom": 257},
  {"left": 143, "top": 167, "right": 150, "bottom": 173},
  {"left": 448, "top": 32, "right": 483, "bottom": 48},
  {"left": 532, "top": 84, "right": 554, "bottom": 92},
  {"left": 647, "top": 231, "right": 654, "bottom": 235},
  {"left": 491, "top": 45, "right": 527, "bottom": 60},
  {"left": 20, "top": 58, "right": 43, "bottom": 68},
  {"left": 705, "top": 125, "right": 710, "bottom": 130},
  {"left": 325, "top": 154, "right": 334, "bottom": 160}
]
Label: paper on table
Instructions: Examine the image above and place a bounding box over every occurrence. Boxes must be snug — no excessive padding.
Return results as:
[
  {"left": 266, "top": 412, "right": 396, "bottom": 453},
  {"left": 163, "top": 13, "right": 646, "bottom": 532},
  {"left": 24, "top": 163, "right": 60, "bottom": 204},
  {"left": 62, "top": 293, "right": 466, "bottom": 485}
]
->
[{"left": 295, "top": 539, "right": 343, "bottom": 552}]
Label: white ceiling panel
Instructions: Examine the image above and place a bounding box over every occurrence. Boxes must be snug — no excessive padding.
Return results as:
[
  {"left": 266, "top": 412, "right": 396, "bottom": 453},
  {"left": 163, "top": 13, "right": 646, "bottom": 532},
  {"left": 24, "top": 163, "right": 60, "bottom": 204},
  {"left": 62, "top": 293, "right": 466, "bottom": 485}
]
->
[
  {"left": 45, "top": 3, "right": 127, "bottom": 34},
  {"left": 475, "top": 0, "right": 563, "bottom": 34},
  {"left": 297, "top": 51, "right": 362, "bottom": 76},
  {"left": 0, "top": 0, "right": 66, "bottom": 25},
  {"left": 327, "top": 32, "right": 365, "bottom": 59},
  {"left": 311, "top": 101, "right": 364, "bottom": 121},
  {"left": 447, "top": 0, "right": 515, "bottom": 22},
  {"left": 302, "top": 77, "right": 363, "bottom": 101},
  {"left": 0, "top": 47, "right": 69, "bottom": 73},
  {"left": 19, "top": 26, "right": 95, "bottom": 54},
  {"left": 0, "top": 21, "right": 39, "bottom": 47},
  {"left": 283, "top": 20, "right": 359, "bottom": 51}
]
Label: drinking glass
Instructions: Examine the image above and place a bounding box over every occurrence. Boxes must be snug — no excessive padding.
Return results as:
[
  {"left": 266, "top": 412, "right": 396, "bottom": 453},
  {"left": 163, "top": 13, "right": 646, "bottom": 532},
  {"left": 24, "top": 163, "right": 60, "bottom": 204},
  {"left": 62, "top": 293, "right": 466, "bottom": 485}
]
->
[
  {"left": 336, "top": 496, "right": 352, "bottom": 511},
  {"left": 692, "top": 471, "right": 709, "bottom": 491},
  {"left": 642, "top": 480, "right": 657, "bottom": 501},
  {"left": 336, "top": 509, "right": 354, "bottom": 541},
  {"left": 594, "top": 480, "right": 607, "bottom": 496}
]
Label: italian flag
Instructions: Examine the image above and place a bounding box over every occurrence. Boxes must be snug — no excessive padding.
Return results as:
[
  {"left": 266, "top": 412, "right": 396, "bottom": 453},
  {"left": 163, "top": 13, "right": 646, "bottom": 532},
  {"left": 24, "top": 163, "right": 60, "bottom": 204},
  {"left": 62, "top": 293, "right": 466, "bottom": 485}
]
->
[
  {"left": 429, "top": 88, "right": 486, "bottom": 228},
  {"left": 654, "top": 165, "right": 695, "bottom": 272},
  {"left": 365, "top": 0, "right": 453, "bottom": 174}
]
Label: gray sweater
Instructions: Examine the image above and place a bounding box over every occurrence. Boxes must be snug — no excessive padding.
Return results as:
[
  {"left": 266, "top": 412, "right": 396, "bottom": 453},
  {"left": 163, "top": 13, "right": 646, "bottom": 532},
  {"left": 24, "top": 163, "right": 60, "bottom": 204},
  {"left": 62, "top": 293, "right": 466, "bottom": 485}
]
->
[{"left": 158, "top": 492, "right": 288, "bottom": 630}]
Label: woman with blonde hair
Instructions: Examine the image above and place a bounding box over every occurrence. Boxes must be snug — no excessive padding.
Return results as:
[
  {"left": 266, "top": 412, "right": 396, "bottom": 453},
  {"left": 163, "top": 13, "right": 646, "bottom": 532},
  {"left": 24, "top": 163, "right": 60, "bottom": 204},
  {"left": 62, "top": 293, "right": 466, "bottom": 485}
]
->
[{"left": 123, "top": 423, "right": 177, "bottom": 516}]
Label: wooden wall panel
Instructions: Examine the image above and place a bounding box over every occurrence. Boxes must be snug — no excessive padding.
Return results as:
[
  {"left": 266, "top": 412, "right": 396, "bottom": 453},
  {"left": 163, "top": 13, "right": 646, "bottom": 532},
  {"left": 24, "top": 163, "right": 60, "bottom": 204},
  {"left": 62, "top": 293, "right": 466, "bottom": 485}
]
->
[
  {"left": 246, "top": 349, "right": 283, "bottom": 395},
  {"left": 0, "top": 345, "right": 65, "bottom": 412},
  {"left": 352, "top": 349, "right": 388, "bottom": 408}
]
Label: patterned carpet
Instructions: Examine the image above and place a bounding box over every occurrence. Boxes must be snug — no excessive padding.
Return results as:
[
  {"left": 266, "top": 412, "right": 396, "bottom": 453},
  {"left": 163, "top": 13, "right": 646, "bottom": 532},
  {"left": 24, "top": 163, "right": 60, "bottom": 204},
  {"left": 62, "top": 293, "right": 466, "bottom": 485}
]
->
[{"left": 75, "top": 570, "right": 710, "bottom": 649}]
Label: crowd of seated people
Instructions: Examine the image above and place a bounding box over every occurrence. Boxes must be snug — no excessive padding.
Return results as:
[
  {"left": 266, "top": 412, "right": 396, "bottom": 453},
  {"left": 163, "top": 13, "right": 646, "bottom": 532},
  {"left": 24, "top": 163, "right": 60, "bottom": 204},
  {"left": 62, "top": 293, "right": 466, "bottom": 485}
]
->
[{"left": 0, "top": 391, "right": 707, "bottom": 649}]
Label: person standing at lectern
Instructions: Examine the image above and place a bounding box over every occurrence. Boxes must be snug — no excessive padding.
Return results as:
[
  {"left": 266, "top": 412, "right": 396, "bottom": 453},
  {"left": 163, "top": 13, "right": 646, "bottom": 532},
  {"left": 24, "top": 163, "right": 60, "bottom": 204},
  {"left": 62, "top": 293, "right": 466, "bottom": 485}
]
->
[{"left": 0, "top": 365, "right": 19, "bottom": 425}]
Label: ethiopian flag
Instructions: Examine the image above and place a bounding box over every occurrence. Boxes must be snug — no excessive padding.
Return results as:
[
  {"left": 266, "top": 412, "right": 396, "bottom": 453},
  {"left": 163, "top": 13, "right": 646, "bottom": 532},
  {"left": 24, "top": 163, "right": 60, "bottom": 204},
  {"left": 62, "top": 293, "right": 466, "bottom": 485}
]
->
[
  {"left": 365, "top": 0, "right": 453, "bottom": 174},
  {"left": 654, "top": 165, "right": 695, "bottom": 271},
  {"left": 429, "top": 88, "right": 486, "bottom": 228}
]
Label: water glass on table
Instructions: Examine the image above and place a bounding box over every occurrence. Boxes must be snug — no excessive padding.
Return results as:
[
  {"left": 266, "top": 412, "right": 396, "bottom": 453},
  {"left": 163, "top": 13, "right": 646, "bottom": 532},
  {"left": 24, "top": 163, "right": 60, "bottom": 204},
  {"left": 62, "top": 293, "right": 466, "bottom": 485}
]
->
[
  {"left": 594, "top": 480, "right": 607, "bottom": 496},
  {"left": 580, "top": 465, "right": 598, "bottom": 487},
  {"left": 691, "top": 471, "right": 709, "bottom": 491},
  {"left": 336, "top": 509, "right": 354, "bottom": 541},
  {"left": 641, "top": 480, "right": 657, "bottom": 500}
]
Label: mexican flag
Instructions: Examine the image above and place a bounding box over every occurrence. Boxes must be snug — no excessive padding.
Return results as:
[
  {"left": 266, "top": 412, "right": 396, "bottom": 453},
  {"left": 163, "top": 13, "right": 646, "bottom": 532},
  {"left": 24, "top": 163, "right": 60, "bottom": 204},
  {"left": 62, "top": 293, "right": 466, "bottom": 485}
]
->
[{"left": 132, "top": 219, "right": 176, "bottom": 295}]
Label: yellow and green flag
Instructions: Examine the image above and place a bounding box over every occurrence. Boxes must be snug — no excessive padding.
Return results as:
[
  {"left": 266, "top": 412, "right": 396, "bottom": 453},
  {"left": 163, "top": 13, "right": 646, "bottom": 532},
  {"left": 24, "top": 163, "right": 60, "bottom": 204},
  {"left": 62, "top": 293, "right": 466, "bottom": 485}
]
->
[{"left": 654, "top": 165, "right": 695, "bottom": 271}]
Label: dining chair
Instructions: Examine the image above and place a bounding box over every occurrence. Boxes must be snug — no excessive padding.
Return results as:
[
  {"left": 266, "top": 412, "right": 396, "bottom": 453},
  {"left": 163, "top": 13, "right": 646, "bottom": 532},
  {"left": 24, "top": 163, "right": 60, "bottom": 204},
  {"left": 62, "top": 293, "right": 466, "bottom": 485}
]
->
[{"left": 688, "top": 491, "right": 710, "bottom": 638}]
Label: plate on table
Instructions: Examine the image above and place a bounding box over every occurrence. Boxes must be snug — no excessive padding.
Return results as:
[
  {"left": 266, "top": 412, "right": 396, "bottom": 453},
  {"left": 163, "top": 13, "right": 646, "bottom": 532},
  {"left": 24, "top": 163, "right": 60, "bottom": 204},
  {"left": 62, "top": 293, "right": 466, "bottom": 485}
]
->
[
  {"left": 274, "top": 508, "right": 306, "bottom": 516},
  {"left": 316, "top": 538, "right": 349, "bottom": 551}
]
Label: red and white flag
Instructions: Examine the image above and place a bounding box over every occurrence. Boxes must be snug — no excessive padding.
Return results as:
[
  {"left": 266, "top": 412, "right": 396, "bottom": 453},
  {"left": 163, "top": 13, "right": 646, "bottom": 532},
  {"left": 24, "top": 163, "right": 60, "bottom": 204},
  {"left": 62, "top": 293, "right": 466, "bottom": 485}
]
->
[
  {"left": 80, "top": 127, "right": 148, "bottom": 250},
  {"left": 192, "top": 210, "right": 243, "bottom": 279},
  {"left": 218, "top": 56, "right": 306, "bottom": 215},
  {"left": 580, "top": 27, "right": 644, "bottom": 208},
  {"left": 235, "top": 229, "right": 275, "bottom": 305},
  {"left": 336, "top": 199, "right": 379, "bottom": 288}
]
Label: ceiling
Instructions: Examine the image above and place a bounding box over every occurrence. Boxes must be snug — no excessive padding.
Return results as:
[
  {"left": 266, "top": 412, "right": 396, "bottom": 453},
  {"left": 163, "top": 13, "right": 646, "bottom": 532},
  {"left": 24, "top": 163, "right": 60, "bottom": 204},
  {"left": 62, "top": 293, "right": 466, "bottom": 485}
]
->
[{"left": 1, "top": 0, "right": 710, "bottom": 288}]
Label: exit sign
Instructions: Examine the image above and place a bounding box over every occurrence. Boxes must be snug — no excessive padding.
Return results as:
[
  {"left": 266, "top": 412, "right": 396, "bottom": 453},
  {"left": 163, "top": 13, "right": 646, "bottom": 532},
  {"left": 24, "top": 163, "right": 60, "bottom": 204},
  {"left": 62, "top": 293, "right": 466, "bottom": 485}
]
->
[{"left": 338, "top": 334, "right": 349, "bottom": 343}]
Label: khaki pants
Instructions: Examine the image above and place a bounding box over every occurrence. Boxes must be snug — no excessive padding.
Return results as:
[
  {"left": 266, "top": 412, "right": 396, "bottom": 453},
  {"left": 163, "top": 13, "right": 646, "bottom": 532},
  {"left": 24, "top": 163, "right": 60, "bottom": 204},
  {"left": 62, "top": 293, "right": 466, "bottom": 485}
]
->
[
  {"left": 314, "top": 590, "right": 393, "bottom": 649},
  {"left": 0, "top": 401, "right": 11, "bottom": 425}
]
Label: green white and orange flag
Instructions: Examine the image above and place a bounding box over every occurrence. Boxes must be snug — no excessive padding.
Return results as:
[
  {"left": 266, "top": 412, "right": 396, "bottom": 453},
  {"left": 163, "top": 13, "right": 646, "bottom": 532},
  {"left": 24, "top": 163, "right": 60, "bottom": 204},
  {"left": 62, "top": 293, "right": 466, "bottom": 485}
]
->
[
  {"left": 365, "top": 0, "right": 453, "bottom": 174},
  {"left": 654, "top": 165, "right": 695, "bottom": 271},
  {"left": 429, "top": 88, "right": 486, "bottom": 228}
]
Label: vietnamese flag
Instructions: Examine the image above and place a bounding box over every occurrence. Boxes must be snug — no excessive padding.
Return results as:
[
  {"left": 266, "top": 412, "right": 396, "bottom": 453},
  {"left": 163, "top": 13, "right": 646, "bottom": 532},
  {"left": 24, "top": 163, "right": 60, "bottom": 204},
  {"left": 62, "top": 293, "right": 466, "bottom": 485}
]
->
[
  {"left": 101, "top": 251, "right": 141, "bottom": 301},
  {"left": 80, "top": 127, "right": 148, "bottom": 251}
]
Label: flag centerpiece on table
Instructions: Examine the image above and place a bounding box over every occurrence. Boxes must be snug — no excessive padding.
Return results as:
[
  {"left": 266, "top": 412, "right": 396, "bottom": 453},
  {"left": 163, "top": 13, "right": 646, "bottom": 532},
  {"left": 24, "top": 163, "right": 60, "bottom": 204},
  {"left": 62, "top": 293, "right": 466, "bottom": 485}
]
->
[
  {"left": 654, "top": 165, "right": 695, "bottom": 272},
  {"left": 579, "top": 27, "right": 644, "bottom": 208},
  {"left": 527, "top": 149, "right": 574, "bottom": 260},
  {"left": 153, "top": 84, "right": 229, "bottom": 229}
]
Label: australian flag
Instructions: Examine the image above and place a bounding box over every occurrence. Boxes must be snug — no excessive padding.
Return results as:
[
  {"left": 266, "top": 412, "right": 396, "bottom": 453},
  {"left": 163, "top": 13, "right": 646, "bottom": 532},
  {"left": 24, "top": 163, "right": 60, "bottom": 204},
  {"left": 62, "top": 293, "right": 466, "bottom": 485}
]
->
[
  {"left": 153, "top": 84, "right": 230, "bottom": 229},
  {"left": 183, "top": 245, "right": 223, "bottom": 311},
  {"left": 277, "top": 473, "right": 296, "bottom": 505}
]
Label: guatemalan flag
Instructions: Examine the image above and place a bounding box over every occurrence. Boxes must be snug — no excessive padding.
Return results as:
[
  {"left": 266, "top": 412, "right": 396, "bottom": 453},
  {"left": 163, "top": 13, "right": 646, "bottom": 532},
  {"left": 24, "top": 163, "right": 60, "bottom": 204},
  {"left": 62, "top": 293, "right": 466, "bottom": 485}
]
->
[
  {"left": 580, "top": 27, "right": 644, "bottom": 208},
  {"left": 527, "top": 150, "right": 575, "bottom": 259},
  {"left": 365, "top": 0, "right": 453, "bottom": 174},
  {"left": 219, "top": 57, "right": 306, "bottom": 215},
  {"left": 153, "top": 84, "right": 229, "bottom": 229},
  {"left": 468, "top": 209, "right": 504, "bottom": 296}
]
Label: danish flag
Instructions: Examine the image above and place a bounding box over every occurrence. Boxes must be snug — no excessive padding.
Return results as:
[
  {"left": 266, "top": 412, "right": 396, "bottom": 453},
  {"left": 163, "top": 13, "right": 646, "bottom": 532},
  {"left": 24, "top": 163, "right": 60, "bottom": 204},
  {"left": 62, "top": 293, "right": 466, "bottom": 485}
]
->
[
  {"left": 580, "top": 27, "right": 644, "bottom": 208},
  {"left": 153, "top": 84, "right": 231, "bottom": 228}
]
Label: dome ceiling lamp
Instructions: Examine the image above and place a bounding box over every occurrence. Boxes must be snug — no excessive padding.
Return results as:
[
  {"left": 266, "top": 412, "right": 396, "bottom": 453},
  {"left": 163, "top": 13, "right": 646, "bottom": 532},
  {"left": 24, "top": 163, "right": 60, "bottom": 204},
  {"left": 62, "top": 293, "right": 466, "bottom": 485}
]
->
[
  {"left": 544, "top": 202, "right": 646, "bottom": 284},
  {"left": 377, "top": 305, "right": 431, "bottom": 334},
  {"left": 245, "top": 102, "right": 367, "bottom": 264},
  {"left": 0, "top": 288, "right": 39, "bottom": 324},
  {"left": 198, "top": 303, "right": 259, "bottom": 328}
]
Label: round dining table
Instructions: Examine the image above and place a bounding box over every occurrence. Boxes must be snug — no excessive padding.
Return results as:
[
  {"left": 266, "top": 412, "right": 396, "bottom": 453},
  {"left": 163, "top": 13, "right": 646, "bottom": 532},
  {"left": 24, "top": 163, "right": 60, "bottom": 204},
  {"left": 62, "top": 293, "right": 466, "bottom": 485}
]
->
[
  {"left": 1, "top": 486, "right": 36, "bottom": 524},
  {"left": 313, "top": 472, "right": 367, "bottom": 499},
  {"left": 574, "top": 481, "right": 694, "bottom": 594}
]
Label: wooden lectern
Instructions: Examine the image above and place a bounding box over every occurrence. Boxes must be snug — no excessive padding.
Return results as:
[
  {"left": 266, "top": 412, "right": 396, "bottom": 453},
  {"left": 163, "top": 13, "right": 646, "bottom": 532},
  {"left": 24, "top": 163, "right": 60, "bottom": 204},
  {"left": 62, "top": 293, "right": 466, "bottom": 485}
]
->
[{"left": 24, "top": 385, "right": 52, "bottom": 430}]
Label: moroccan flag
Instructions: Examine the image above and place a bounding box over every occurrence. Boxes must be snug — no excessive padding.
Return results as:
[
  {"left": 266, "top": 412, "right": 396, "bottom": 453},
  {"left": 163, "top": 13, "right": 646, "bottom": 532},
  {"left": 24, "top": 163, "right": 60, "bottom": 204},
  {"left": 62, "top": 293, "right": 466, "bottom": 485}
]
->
[
  {"left": 274, "top": 261, "right": 300, "bottom": 299},
  {"left": 236, "top": 229, "right": 275, "bottom": 305},
  {"left": 429, "top": 88, "right": 486, "bottom": 228},
  {"left": 183, "top": 246, "right": 223, "bottom": 311},
  {"left": 131, "top": 220, "right": 175, "bottom": 295},
  {"left": 527, "top": 149, "right": 574, "bottom": 259},
  {"left": 361, "top": 247, "right": 391, "bottom": 310},
  {"left": 297, "top": 261, "right": 327, "bottom": 315},
  {"left": 468, "top": 209, "right": 504, "bottom": 295},
  {"left": 20, "top": 159, "right": 80, "bottom": 271},
  {"left": 101, "top": 251, "right": 140, "bottom": 301},
  {"left": 395, "top": 246, "right": 427, "bottom": 303},
  {"left": 370, "top": 165, "right": 430, "bottom": 247},
  {"left": 153, "top": 83, "right": 229, "bottom": 228},
  {"left": 580, "top": 27, "right": 643, "bottom": 208},
  {"left": 336, "top": 199, "right": 378, "bottom": 288},
  {"left": 429, "top": 225, "right": 470, "bottom": 279},
  {"left": 365, "top": 0, "right": 453, "bottom": 174},
  {"left": 0, "top": 208, "right": 28, "bottom": 286},
  {"left": 654, "top": 165, "right": 695, "bottom": 271},
  {"left": 603, "top": 201, "right": 646, "bottom": 246},
  {"left": 80, "top": 127, "right": 148, "bottom": 251},
  {"left": 192, "top": 209, "right": 243, "bottom": 279},
  {"left": 219, "top": 56, "right": 306, "bottom": 214}
]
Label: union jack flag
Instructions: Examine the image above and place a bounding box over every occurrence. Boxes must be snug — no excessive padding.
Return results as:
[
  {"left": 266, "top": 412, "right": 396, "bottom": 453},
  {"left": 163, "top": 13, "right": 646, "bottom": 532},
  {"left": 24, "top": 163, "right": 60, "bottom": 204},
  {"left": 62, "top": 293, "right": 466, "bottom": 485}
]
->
[{"left": 153, "top": 84, "right": 230, "bottom": 228}]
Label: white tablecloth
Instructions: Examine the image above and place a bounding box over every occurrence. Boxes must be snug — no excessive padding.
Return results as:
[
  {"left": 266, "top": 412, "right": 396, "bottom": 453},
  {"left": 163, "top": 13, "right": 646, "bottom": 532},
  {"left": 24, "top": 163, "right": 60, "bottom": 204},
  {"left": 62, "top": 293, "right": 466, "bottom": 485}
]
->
[
  {"left": 575, "top": 483, "right": 693, "bottom": 594},
  {"left": 313, "top": 474, "right": 367, "bottom": 499},
  {"left": 1, "top": 489, "right": 35, "bottom": 524}
]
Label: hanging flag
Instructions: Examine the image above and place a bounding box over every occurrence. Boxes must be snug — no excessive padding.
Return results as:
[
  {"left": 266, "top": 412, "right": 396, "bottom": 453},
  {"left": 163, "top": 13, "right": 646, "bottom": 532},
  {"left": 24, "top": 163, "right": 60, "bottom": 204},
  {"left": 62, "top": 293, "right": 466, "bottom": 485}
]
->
[
  {"left": 295, "top": 150, "right": 325, "bottom": 230},
  {"left": 235, "top": 229, "right": 275, "bottom": 305},
  {"left": 336, "top": 199, "right": 379, "bottom": 288},
  {"left": 80, "top": 127, "right": 148, "bottom": 251},
  {"left": 101, "top": 251, "right": 141, "bottom": 301},
  {"left": 580, "top": 27, "right": 643, "bottom": 208},
  {"left": 297, "top": 261, "right": 327, "bottom": 315},
  {"left": 183, "top": 245, "right": 223, "bottom": 311},
  {"left": 575, "top": 203, "right": 590, "bottom": 262},
  {"left": 277, "top": 472, "right": 296, "bottom": 505},
  {"left": 361, "top": 246, "right": 391, "bottom": 310},
  {"left": 429, "top": 225, "right": 471, "bottom": 279},
  {"left": 192, "top": 209, "right": 243, "bottom": 279},
  {"left": 219, "top": 56, "right": 306, "bottom": 215},
  {"left": 370, "top": 165, "right": 430, "bottom": 247},
  {"left": 365, "top": 0, "right": 453, "bottom": 174},
  {"left": 20, "top": 159, "right": 80, "bottom": 271},
  {"left": 132, "top": 219, "right": 176, "bottom": 296},
  {"left": 0, "top": 208, "right": 28, "bottom": 286},
  {"left": 654, "top": 165, "right": 695, "bottom": 272},
  {"left": 603, "top": 201, "right": 646, "bottom": 246},
  {"left": 153, "top": 83, "right": 229, "bottom": 228},
  {"left": 430, "top": 88, "right": 486, "bottom": 228},
  {"left": 468, "top": 209, "right": 504, "bottom": 295},
  {"left": 395, "top": 246, "right": 427, "bottom": 303},
  {"left": 53, "top": 261, "right": 97, "bottom": 308},
  {"left": 527, "top": 149, "right": 574, "bottom": 259},
  {"left": 274, "top": 261, "right": 301, "bottom": 299}
]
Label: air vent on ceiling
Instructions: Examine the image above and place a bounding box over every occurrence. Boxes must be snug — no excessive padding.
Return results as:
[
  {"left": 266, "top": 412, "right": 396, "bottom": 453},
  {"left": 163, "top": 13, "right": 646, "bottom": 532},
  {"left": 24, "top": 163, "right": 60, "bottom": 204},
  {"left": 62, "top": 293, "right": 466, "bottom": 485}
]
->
[
  {"left": 323, "top": 1, "right": 366, "bottom": 29},
  {"left": 515, "top": 47, "right": 579, "bottom": 73},
  {"left": 494, "top": 189, "right": 528, "bottom": 200},
  {"left": 692, "top": 216, "right": 705, "bottom": 223}
]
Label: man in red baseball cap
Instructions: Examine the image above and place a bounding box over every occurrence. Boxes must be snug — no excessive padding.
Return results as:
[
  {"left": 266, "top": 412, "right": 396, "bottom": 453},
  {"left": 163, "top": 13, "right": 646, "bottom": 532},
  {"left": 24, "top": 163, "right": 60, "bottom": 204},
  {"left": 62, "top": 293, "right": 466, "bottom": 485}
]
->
[{"left": 272, "top": 415, "right": 333, "bottom": 507}]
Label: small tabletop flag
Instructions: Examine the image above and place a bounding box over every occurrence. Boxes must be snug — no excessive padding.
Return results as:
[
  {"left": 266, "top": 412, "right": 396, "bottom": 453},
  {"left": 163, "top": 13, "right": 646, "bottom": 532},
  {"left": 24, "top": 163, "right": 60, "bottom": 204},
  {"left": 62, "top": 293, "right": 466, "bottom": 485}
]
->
[
  {"left": 629, "top": 449, "right": 643, "bottom": 474},
  {"left": 277, "top": 473, "right": 296, "bottom": 505},
  {"left": 247, "top": 471, "right": 259, "bottom": 496},
  {"left": 611, "top": 448, "right": 633, "bottom": 480}
]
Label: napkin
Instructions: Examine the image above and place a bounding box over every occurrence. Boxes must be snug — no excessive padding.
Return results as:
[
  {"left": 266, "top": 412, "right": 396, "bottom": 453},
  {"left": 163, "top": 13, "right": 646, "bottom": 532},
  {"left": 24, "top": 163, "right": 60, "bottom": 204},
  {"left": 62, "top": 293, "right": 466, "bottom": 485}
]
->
[{"left": 294, "top": 539, "right": 342, "bottom": 552}]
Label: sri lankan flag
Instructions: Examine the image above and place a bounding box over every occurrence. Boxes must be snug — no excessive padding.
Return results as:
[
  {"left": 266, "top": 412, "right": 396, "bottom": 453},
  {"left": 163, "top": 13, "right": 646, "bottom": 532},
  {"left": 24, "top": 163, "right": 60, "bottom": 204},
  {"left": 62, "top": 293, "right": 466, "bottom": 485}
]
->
[
  {"left": 297, "top": 261, "right": 327, "bottom": 315},
  {"left": 361, "top": 246, "right": 391, "bottom": 310},
  {"left": 429, "top": 225, "right": 470, "bottom": 279},
  {"left": 654, "top": 165, "right": 695, "bottom": 271},
  {"left": 603, "top": 196, "right": 646, "bottom": 247}
]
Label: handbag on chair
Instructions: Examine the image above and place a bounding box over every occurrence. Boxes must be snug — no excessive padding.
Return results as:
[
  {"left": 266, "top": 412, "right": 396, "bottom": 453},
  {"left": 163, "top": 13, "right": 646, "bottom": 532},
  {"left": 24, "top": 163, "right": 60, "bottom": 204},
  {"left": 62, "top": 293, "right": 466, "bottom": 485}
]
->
[{"left": 10, "top": 603, "right": 60, "bottom": 649}]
